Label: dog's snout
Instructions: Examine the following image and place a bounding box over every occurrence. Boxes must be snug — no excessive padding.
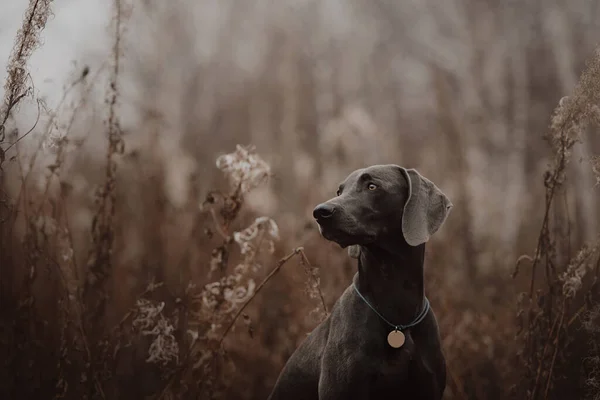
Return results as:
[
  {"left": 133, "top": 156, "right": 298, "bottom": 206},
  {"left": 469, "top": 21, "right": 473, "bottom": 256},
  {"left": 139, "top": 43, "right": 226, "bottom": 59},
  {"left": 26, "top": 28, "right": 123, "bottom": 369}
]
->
[{"left": 313, "top": 203, "right": 336, "bottom": 220}]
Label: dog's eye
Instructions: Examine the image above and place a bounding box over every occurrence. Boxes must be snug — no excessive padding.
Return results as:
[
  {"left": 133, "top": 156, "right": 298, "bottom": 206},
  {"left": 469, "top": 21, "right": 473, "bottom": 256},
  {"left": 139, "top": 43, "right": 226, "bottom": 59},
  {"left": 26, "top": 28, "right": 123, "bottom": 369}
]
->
[{"left": 368, "top": 183, "right": 377, "bottom": 191}]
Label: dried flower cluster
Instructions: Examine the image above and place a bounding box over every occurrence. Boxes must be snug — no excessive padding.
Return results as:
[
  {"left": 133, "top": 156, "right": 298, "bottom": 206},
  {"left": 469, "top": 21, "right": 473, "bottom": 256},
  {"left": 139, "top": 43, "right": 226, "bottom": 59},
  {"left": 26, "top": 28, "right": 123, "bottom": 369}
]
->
[
  {"left": 132, "top": 299, "right": 179, "bottom": 366},
  {"left": 195, "top": 147, "right": 281, "bottom": 334},
  {"left": 216, "top": 145, "right": 271, "bottom": 194},
  {"left": 140, "top": 145, "right": 316, "bottom": 399},
  {"left": 560, "top": 242, "right": 600, "bottom": 298},
  {"left": 233, "top": 216, "right": 279, "bottom": 260},
  {"left": 592, "top": 156, "right": 600, "bottom": 186},
  {"left": 1, "top": 0, "right": 52, "bottom": 132},
  {"left": 201, "top": 278, "right": 257, "bottom": 316}
]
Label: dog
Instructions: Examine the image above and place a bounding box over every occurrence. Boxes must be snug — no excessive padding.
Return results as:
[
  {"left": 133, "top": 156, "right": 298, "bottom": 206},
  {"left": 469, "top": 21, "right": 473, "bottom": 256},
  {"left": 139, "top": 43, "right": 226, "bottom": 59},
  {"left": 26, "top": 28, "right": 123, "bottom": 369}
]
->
[{"left": 267, "top": 164, "right": 453, "bottom": 400}]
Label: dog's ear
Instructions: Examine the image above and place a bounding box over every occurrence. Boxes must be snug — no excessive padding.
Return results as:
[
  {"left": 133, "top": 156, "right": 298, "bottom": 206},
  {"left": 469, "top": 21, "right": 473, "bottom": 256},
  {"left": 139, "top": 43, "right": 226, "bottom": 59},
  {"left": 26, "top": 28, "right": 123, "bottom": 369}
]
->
[
  {"left": 348, "top": 245, "right": 360, "bottom": 259},
  {"left": 399, "top": 168, "right": 453, "bottom": 246}
]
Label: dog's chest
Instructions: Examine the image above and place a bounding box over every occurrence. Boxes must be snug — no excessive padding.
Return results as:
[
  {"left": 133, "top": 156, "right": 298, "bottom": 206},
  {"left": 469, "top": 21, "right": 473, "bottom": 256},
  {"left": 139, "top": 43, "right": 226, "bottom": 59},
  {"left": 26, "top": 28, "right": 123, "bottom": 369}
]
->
[{"left": 370, "top": 344, "right": 414, "bottom": 388}]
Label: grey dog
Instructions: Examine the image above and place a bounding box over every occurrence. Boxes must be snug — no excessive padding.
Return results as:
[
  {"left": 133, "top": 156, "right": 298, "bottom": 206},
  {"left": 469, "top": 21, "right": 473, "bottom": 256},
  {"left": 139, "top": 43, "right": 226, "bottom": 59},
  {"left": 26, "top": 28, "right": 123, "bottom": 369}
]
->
[{"left": 267, "top": 164, "right": 453, "bottom": 400}]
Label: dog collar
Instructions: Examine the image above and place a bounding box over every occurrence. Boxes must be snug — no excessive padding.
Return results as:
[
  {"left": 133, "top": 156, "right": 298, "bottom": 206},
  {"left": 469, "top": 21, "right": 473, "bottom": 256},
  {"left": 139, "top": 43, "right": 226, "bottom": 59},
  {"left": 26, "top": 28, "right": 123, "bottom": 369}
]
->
[{"left": 352, "top": 283, "right": 430, "bottom": 348}]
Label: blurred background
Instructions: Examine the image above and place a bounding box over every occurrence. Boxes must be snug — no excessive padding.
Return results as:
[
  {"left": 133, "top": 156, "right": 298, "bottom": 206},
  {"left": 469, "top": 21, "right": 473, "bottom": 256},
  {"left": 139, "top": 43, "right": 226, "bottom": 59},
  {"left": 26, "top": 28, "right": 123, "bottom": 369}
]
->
[{"left": 2, "top": 0, "right": 600, "bottom": 399}]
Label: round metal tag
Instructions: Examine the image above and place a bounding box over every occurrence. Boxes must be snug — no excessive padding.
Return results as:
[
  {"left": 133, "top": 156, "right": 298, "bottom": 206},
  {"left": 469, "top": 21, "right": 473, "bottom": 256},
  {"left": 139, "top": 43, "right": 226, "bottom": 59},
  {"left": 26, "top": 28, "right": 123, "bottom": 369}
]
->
[{"left": 387, "top": 330, "right": 405, "bottom": 348}]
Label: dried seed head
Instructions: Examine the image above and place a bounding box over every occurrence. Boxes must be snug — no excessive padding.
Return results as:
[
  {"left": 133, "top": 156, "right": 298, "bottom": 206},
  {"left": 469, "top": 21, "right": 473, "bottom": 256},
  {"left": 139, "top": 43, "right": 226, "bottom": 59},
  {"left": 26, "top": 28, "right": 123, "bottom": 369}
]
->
[
  {"left": 216, "top": 145, "right": 271, "bottom": 193},
  {"left": 132, "top": 299, "right": 179, "bottom": 366}
]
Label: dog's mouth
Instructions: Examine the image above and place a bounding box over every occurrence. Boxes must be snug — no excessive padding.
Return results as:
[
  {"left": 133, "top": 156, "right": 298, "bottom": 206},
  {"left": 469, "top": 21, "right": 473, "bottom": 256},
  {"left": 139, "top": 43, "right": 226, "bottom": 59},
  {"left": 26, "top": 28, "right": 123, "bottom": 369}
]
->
[
  {"left": 316, "top": 220, "right": 373, "bottom": 248},
  {"left": 318, "top": 225, "right": 352, "bottom": 248}
]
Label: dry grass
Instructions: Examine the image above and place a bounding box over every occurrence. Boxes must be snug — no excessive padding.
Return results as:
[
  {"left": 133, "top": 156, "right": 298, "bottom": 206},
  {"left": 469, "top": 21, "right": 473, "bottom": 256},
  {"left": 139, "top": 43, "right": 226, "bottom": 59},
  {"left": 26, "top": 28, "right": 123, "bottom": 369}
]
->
[{"left": 1, "top": 1, "right": 600, "bottom": 400}]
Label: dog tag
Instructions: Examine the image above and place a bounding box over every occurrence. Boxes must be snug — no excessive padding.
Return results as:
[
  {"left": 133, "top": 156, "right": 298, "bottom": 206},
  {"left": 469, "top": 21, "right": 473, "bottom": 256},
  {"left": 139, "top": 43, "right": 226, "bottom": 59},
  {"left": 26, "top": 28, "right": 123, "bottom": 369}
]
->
[{"left": 387, "top": 330, "right": 405, "bottom": 348}]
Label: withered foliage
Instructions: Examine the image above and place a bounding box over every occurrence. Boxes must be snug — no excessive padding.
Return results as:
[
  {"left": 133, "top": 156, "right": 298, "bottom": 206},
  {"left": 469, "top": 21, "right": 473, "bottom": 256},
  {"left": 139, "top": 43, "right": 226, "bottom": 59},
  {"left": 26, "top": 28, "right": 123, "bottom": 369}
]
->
[
  {"left": 511, "top": 49, "right": 600, "bottom": 400},
  {"left": 1, "top": 1, "right": 600, "bottom": 400}
]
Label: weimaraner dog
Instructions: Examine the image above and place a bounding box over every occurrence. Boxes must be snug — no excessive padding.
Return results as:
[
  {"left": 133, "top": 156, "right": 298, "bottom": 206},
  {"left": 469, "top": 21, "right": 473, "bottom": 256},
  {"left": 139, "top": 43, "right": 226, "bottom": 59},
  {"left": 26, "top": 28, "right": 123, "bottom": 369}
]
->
[{"left": 267, "top": 164, "right": 453, "bottom": 400}]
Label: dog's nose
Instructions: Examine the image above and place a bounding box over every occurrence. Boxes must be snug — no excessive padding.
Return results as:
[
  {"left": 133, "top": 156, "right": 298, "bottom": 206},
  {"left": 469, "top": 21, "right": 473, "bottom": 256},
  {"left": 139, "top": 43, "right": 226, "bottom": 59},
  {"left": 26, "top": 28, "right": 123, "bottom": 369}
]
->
[{"left": 313, "top": 203, "right": 336, "bottom": 220}]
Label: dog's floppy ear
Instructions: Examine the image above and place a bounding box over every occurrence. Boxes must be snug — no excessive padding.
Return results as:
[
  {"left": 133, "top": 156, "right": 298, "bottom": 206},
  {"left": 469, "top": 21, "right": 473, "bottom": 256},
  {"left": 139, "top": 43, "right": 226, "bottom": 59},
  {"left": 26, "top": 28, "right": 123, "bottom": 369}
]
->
[
  {"left": 399, "top": 167, "right": 453, "bottom": 246},
  {"left": 348, "top": 245, "right": 360, "bottom": 259}
]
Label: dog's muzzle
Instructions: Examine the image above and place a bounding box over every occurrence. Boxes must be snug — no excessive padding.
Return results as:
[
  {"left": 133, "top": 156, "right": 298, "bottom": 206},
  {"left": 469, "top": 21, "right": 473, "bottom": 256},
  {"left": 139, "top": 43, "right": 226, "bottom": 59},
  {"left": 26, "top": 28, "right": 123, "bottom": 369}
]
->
[{"left": 313, "top": 203, "right": 336, "bottom": 221}]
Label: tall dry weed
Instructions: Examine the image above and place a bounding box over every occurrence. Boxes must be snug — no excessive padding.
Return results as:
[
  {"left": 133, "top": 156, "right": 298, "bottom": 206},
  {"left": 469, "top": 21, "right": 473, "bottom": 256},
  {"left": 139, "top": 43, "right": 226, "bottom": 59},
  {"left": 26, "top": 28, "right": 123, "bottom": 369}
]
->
[
  {"left": 0, "top": 0, "right": 53, "bottom": 234},
  {"left": 513, "top": 48, "right": 600, "bottom": 400}
]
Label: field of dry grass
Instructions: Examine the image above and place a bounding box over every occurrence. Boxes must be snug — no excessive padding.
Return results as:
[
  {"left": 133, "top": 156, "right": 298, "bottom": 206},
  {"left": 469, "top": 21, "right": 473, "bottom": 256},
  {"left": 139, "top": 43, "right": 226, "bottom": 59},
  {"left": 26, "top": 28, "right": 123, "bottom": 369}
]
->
[{"left": 2, "top": 0, "right": 600, "bottom": 399}]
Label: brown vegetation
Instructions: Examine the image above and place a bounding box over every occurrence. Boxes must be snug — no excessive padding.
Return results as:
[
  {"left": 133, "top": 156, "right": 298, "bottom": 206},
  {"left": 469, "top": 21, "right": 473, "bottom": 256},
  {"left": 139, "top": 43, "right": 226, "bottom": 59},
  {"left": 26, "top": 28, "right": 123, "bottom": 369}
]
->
[{"left": 1, "top": 0, "right": 600, "bottom": 399}]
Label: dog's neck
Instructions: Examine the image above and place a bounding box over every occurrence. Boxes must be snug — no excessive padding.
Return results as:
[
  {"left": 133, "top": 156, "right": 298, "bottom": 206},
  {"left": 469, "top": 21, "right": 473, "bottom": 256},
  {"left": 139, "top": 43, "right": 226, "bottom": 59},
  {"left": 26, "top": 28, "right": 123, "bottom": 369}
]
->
[{"left": 353, "top": 241, "right": 426, "bottom": 328}]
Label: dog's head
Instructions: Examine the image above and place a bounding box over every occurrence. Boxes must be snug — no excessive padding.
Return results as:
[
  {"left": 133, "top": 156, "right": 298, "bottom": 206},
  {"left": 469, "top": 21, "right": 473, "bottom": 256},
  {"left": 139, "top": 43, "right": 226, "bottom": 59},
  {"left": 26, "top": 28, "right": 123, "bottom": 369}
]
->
[{"left": 312, "top": 164, "right": 452, "bottom": 255}]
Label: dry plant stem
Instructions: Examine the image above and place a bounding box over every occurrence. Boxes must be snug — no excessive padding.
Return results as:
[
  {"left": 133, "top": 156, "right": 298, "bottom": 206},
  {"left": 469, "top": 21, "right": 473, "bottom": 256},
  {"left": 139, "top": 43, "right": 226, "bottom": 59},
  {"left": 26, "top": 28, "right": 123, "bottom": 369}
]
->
[
  {"left": 11, "top": 69, "right": 97, "bottom": 217},
  {"left": 32, "top": 74, "right": 98, "bottom": 216},
  {"left": 107, "top": 0, "right": 123, "bottom": 137},
  {"left": 2, "top": 98, "right": 41, "bottom": 154},
  {"left": 529, "top": 247, "right": 597, "bottom": 398},
  {"left": 513, "top": 255, "right": 534, "bottom": 278},
  {"left": 543, "top": 299, "right": 567, "bottom": 399},
  {"left": 83, "top": 0, "right": 124, "bottom": 300},
  {"left": 563, "top": 190, "right": 572, "bottom": 260},
  {"left": 218, "top": 247, "right": 304, "bottom": 346},
  {"left": 531, "top": 306, "right": 562, "bottom": 399},
  {"left": 80, "top": 2, "right": 124, "bottom": 398},
  {"left": 298, "top": 248, "right": 328, "bottom": 315},
  {"left": 210, "top": 207, "right": 229, "bottom": 239},
  {"left": 528, "top": 157, "right": 564, "bottom": 298},
  {"left": 516, "top": 101, "right": 576, "bottom": 293},
  {"left": 567, "top": 304, "right": 587, "bottom": 327},
  {"left": 1, "top": 0, "right": 52, "bottom": 134},
  {"left": 519, "top": 133, "right": 573, "bottom": 400}
]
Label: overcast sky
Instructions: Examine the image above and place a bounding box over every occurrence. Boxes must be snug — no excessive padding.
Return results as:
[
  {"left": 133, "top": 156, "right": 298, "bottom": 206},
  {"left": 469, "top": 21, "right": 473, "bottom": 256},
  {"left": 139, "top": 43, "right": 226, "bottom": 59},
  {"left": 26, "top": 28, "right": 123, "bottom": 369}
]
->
[{"left": 0, "top": 0, "right": 111, "bottom": 109}]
